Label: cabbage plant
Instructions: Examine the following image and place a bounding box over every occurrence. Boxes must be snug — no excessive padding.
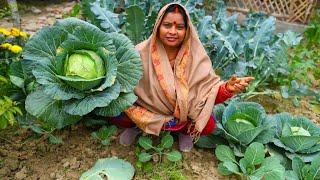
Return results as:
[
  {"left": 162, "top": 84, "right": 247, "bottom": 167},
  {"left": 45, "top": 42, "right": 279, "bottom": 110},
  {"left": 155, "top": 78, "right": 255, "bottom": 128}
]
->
[
  {"left": 22, "top": 18, "right": 142, "bottom": 129},
  {"left": 216, "top": 102, "right": 276, "bottom": 146},
  {"left": 270, "top": 113, "right": 320, "bottom": 162}
]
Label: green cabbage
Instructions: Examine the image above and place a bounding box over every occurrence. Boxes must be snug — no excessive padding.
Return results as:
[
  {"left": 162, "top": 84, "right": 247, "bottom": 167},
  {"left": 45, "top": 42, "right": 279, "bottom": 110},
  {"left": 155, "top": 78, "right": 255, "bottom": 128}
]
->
[
  {"left": 65, "top": 50, "right": 105, "bottom": 79},
  {"left": 216, "top": 102, "right": 277, "bottom": 145},
  {"left": 271, "top": 113, "right": 320, "bottom": 162},
  {"left": 291, "top": 127, "right": 311, "bottom": 136},
  {"left": 22, "top": 18, "right": 142, "bottom": 129}
]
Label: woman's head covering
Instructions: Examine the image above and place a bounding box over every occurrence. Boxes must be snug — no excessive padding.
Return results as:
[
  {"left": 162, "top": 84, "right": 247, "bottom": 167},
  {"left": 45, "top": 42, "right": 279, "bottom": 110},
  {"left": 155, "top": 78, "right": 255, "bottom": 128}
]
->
[{"left": 125, "top": 3, "right": 223, "bottom": 140}]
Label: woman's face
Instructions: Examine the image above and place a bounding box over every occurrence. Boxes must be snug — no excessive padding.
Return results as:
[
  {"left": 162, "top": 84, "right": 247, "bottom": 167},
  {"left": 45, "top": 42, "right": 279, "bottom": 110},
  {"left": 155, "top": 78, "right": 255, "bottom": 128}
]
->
[{"left": 158, "top": 11, "right": 186, "bottom": 49}]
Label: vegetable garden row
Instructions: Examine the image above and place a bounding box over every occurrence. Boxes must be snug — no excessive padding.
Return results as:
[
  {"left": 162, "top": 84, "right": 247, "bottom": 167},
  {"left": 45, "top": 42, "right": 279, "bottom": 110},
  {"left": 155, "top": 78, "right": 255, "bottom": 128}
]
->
[{"left": 0, "top": 0, "right": 319, "bottom": 179}]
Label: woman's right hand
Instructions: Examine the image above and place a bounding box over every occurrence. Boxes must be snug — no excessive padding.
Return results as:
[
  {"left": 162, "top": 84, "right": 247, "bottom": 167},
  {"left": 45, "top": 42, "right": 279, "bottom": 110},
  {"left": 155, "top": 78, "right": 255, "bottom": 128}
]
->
[{"left": 226, "top": 75, "right": 255, "bottom": 94}]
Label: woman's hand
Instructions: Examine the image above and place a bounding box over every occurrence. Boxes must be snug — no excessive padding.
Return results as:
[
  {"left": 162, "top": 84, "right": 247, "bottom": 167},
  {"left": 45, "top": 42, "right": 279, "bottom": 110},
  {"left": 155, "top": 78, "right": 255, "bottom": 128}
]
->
[{"left": 226, "top": 75, "right": 255, "bottom": 94}]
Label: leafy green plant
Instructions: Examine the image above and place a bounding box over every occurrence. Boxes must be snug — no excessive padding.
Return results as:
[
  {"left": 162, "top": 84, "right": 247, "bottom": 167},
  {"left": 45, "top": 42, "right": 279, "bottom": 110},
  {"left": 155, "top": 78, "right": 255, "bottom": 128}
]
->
[
  {"left": 215, "top": 142, "right": 286, "bottom": 180},
  {"left": 280, "top": 80, "right": 320, "bottom": 107},
  {"left": 0, "top": 27, "right": 28, "bottom": 61},
  {"left": 28, "top": 123, "right": 63, "bottom": 144},
  {"left": 215, "top": 102, "right": 277, "bottom": 148},
  {"left": 0, "top": 96, "right": 22, "bottom": 129},
  {"left": 91, "top": 125, "right": 117, "bottom": 145},
  {"left": 0, "top": 27, "right": 29, "bottom": 124},
  {"left": 269, "top": 113, "right": 320, "bottom": 163},
  {"left": 63, "top": 2, "right": 81, "bottom": 18},
  {"left": 285, "top": 156, "right": 320, "bottom": 180},
  {"left": 19, "top": 17, "right": 142, "bottom": 130},
  {"left": 136, "top": 133, "right": 182, "bottom": 163},
  {"left": 135, "top": 161, "right": 185, "bottom": 180},
  {"left": 80, "top": 157, "right": 135, "bottom": 180},
  {"left": 195, "top": 104, "right": 228, "bottom": 149},
  {"left": 1, "top": 27, "right": 29, "bottom": 96},
  {"left": 188, "top": 0, "right": 301, "bottom": 100},
  {"left": 80, "top": 0, "right": 203, "bottom": 44},
  {"left": 81, "top": 0, "right": 306, "bottom": 102},
  {"left": 0, "top": 6, "right": 11, "bottom": 19},
  {"left": 278, "top": 11, "right": 320, "bottom": 105}
]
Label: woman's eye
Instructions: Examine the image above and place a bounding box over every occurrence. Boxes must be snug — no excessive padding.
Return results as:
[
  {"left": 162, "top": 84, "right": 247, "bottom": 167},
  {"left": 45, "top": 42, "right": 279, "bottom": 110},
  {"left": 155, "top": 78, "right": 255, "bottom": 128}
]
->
[{"left": 177, "top": 26, "right": 185, "bottom": 30}]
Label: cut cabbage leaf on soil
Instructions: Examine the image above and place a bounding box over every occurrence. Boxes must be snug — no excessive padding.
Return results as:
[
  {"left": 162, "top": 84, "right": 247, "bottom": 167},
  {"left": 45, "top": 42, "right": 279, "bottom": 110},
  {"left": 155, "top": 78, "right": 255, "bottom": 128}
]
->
[{"left": 80, "top": 157, "right": 135, "bottom": 180}]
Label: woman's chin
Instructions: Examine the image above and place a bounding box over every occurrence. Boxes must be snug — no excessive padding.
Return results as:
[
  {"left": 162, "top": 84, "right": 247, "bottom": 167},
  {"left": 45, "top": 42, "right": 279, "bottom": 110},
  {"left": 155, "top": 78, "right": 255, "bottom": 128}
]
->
[{"left": 164, "top": 41, "right": 180, "bottom": 48}]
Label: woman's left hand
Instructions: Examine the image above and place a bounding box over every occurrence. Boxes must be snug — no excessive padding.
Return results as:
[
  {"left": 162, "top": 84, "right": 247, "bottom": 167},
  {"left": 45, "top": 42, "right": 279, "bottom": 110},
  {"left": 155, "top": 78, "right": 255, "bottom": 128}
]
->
[{"left": 226, "top": 75, "right": 255, "bottom": 94}]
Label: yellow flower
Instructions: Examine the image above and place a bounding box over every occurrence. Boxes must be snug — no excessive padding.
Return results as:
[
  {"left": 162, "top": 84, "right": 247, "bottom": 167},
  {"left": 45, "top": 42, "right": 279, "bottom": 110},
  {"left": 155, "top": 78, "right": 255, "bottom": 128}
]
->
[
  {"left": 11, "top": 28, "right": 21, "bottom": 37},
  {"left": 0, "top": 43, "right": 12, "bottom": 49},
  {"left": 19, "top": 31, "right": 28, "bottom": 38},
  {"left": 9, "top": 45, "right": 22, "bottom": 53},
  {"left": 0, "top": 28, "right": 11, "bottom": 36}
]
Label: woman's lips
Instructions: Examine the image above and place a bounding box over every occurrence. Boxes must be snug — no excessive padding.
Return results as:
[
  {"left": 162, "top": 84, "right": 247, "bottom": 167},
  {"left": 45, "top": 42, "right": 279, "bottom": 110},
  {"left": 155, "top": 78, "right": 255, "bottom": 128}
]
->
[{"left": 166, "top": 37, "right": 177, "bottom": 42}]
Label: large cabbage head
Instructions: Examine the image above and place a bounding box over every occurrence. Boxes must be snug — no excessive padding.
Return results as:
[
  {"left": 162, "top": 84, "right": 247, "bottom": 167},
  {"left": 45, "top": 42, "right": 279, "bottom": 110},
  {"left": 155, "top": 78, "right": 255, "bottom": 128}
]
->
[
  {"left": 65, "top": 50, "right": 105, "bottom": 79},
  {"left": 218, "top": 102, "right": 276, "bottom": 145},
  {"left": 22, "top": 18, "right": 142, "bottom": 129},
  {"left": 271, "top": 113, "right": 320, "bottom": 162},
  {"left": 62, "top": 50, "right": 106, "bottom": 90}
]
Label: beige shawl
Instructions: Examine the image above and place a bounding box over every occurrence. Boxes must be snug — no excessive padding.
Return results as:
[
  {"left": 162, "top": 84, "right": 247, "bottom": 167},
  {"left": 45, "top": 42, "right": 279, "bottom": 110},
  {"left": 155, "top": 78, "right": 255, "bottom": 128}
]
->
[{"left": 125, "top": 3, "right": 223, "bottom": 138}]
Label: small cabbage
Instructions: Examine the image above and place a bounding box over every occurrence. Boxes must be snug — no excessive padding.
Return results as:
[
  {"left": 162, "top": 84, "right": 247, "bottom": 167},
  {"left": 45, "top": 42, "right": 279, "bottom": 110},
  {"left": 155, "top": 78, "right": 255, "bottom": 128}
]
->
[
  {"left": 216, "top": 102, "right": 276, "bottom": 145},
  {"left": 271, "top": 113, "right": 320, "bottom": 162}
]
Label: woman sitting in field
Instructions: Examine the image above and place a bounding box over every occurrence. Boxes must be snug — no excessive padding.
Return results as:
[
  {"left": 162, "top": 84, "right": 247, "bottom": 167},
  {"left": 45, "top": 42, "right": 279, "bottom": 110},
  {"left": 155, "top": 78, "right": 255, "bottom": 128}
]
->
[{"left": 108, "top": 3, "right": 254, "bottom": 152}]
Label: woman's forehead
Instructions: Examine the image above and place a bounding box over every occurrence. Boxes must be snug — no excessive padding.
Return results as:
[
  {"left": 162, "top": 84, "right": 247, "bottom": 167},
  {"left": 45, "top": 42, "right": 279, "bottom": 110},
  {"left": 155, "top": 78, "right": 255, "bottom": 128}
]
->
[{"left": 162, "top": 12, "right": 185, "bottom": 24}]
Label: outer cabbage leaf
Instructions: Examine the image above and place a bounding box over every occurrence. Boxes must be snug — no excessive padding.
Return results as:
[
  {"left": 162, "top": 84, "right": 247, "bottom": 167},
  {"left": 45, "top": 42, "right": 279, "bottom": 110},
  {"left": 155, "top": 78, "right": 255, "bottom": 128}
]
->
[
  {"left": 63, "top": 82, "right": 120, "bottom": 116},
  {"left": 280, "top": 136, "right": 320, "bottom": 152},
  {"left": 236, "top": 126, "right": 265, "bottom": 145},
  {"left": 253, "top": 115, "right": 278, "bottom": 144},
  {"left": 93, "top": 47, "right": 118, "bottom": 91},
  {"left": 32, "top": 64, "right": 85, "bottom": 100},
  {"left": 286, "top": 151, "right": 320, "bottom": 163},
  {"left": 214, "top": 104, "right": 225, "bottom": 123},
  {"left": 61, "top": 25, "right": 115, "bottom": 52},
  {"left": 110, "top": 32, "right": 143, "bottom": 92},
  {"left": 94, "top": 92, "right": 137, "bottom": 117},
  {"left": 222, "top": 102, "right": 266, "bottom": 127},
  {"left": 54, "top": 17, "right": 99, "bottom": 35},
  {"left": 56, "top": 75, "right": 104, "bottom": 91},
  {"left": 25, "top": 89, "right": 81, "bottom": 129},
  {"left": 22, "top": 26, "right": 68, "bottom": 66}
]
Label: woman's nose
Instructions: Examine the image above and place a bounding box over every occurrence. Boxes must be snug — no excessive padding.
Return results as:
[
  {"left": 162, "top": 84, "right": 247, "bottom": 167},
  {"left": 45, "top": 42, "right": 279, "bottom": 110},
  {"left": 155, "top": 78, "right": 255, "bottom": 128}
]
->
[{"left": 169, "top": 27, "right": 177, "bottom": 34}]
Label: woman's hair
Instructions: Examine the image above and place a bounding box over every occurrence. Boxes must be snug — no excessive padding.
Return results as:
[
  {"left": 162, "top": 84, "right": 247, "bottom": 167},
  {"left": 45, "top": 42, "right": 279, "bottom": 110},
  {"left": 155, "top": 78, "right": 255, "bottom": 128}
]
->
[{"left": 163, "top": 4, "right": 188, "bottom": 28}]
